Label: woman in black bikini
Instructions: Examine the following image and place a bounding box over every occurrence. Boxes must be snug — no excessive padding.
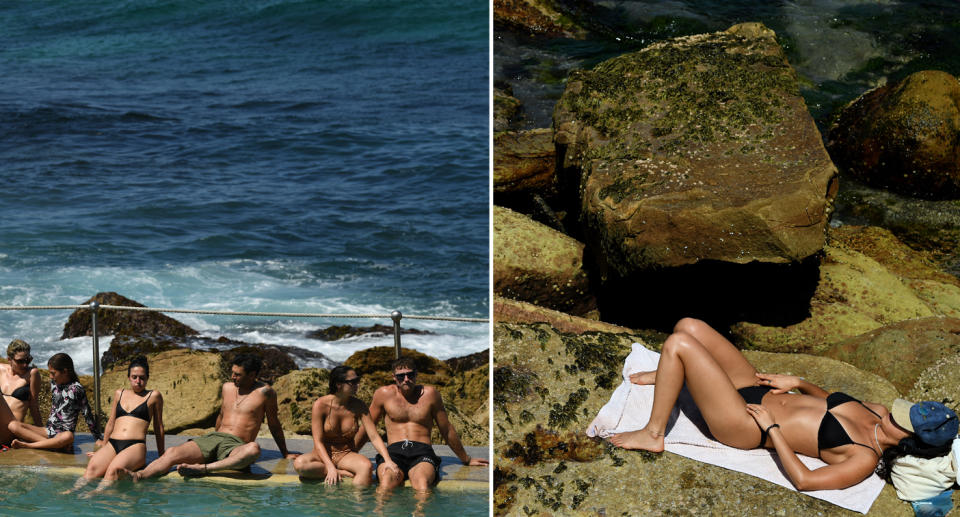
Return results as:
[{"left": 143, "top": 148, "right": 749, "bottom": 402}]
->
[
  {"left": 609, "top": 318, "right": 958, "bottom": 491},
  {"left": 0, "top": 340, "right": 42, "bottom": 447},
  {"left": 67, "top": 356, "right": 164, "bottom": 495}
]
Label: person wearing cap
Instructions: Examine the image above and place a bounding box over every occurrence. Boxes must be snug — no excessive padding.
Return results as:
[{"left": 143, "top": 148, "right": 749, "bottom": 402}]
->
[
  {"left": 882, "top": 400, "right": 960, "bottom": 516},
  {"left": 610, "top": 318, "right": 960, "bottom": 491}
]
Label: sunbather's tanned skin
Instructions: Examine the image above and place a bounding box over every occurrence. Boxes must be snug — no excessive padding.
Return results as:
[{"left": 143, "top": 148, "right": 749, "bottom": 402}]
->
[
  {"left": 609, "top": 318, "right": 912, "bottom": 491},
  {"left": 119, "top": 356, "right": 296, "bottom": 480},
  {"left": 360, "top": 362, "right": 488, "bottom": 491},
  {"left": 0, "top": 340, "right": 42, "bottom": 444}
]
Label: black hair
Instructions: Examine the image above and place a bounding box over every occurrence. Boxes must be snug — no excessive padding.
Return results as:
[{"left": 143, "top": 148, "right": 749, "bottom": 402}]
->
[
  {"left": 47, "top": 353, "right": 79, "bottom": 384},
  {"left": 876, "top": 435, "right": 953, "bottom": 482},
  {"left": 128, "top": 355, "right": 149, "bottom": 377},
  {"left": 391, "top": 356, "right": 417, "bottom": 372},
  {"left": 231, "top": 353, "right": 262, "bottom": 375},
  {"left": 328, "top": 365, "right": 356, "bottom": 394}
]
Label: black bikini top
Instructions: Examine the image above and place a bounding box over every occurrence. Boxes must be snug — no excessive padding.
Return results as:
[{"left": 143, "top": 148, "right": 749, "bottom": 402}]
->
[
  {"left": 115, "top": 389, "right": 152, "bottom": 422},
  {"left": 818, "top": 392, "right": 882, "bottom": 456},
  {"left": 2, "top": 384, "right": 30, "bottom": 402}
]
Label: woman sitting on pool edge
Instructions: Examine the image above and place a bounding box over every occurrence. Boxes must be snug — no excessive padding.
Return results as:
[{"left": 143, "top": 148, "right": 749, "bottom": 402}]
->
[
  {"left": 67, "top": 356, "right": 164, "bottom": 495},
  {"left": 0, "top": 339, "right": 42, "bottom": 447},
  {"left": 609, "top": 318, "right": 959, "bottom": 491},
  {"left": 293, "top": 365, "right": 400, "bottom": 485},
  {"left": 7, "top": 353, "right": 102, "bottom": 451}
]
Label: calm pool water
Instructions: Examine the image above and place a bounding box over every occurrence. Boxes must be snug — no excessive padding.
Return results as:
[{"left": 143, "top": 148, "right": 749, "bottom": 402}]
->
[{"left": 0, "top": 467, "right": 489, "bottom": 516}]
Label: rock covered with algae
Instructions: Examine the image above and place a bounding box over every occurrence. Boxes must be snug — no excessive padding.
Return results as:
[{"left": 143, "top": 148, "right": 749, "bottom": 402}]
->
[
  {"left": 553, "top": 22, "right": 837, "bottom": 274},
  {"left": 494, "top": 205, "right": 595, "bottom": 316},
  {"left": 493, "top": 321, "right": 909, "bottom": 516},
  {"left": 828, "top": 70, "right": 960, "bottom": 200}
]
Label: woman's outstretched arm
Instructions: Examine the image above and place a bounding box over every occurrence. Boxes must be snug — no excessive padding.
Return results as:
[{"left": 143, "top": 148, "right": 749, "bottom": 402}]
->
[
  {"left": 755, "top": 373, "right": 829, "bottom": 398},
  {"left": 747, "top": 404, "right": 876, "bottom": 490}
]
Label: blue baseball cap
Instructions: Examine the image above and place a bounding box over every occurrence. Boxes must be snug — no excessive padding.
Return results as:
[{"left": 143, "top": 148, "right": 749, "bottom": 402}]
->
[{"left": 891, "top": 399, "right": 959, "bottom": 447}]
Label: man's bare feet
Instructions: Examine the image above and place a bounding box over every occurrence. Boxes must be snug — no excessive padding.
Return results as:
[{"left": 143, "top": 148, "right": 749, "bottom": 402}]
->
[
  {"left": 628, "top": 371, "right": 656, "bottom": 385},
  {"left": 176, "top": 463, "right": 208, "bottom": 477},
  {"left": 115, "top": 468, "right": 142, "bottom": 482},
  {"left": 608, "top": 428, "right": 665, "bottom": 452}
]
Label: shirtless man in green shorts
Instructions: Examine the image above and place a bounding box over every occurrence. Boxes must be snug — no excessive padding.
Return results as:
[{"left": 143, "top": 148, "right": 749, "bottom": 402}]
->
[
  {"left": 120, "top": 354, "right": 297, "bottom": 479},
  {"left": 360, "top": 356, "right": 488, "bottom": 491}
]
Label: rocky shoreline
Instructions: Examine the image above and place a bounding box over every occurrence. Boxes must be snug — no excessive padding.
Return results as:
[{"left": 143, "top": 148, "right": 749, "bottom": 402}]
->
[
  {"left": 3, "top": 292, "right": 488, "bottom": 447},
  {"left": 494, "top": 16, "right": 960, "bottom": 517}
]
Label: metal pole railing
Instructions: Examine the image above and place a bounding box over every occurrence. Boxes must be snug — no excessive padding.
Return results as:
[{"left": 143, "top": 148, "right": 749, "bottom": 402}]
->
[
  {"left": 391, "top": 311, "right": 402, "bottom": 360},
  {"left": 90, "top": 301, "right": 101, "bottom": 427}
]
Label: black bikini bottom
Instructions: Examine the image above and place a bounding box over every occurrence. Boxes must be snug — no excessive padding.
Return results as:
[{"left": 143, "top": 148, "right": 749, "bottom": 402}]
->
[
  {"left": 737, "top": 385, "right": 774, "bottom": 447},
  {"left": 109, "top": 438, "right": 145, "bottom": 454}
]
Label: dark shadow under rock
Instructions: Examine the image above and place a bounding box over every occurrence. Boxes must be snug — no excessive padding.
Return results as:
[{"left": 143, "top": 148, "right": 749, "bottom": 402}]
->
[{"left": 594, "top": 256, "right": 821, "bottom": 333}]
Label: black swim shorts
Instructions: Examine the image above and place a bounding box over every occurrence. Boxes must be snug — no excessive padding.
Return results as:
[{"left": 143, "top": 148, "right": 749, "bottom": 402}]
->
[{"left": 375, "top": 440, "right": 441, "bottom": 484}]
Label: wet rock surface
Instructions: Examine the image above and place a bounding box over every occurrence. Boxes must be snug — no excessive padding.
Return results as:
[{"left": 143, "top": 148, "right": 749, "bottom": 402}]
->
[
  {"left": 61, "top": 292, "right": 198, "bottom": 339},
  {"left": 305, "top": 323, "right": 433, "bottom": 341},
  {"left": 554, "top": 23, "right": 836, "bottom": 273},
  {"left": 828, "top": 70, "right": 960, "bottom": 200}
]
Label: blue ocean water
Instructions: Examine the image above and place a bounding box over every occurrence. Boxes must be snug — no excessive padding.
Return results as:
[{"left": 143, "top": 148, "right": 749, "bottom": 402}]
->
[
  {"left": 0, "top": 0, "right": 490, "bottom": 374},
  {"left": 496, "top": 0, "right": 960, "bottom": 129}
]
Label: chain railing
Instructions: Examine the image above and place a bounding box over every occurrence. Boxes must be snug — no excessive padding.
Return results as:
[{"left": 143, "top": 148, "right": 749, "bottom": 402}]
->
[{"left": 0, "top": 303, "right": 489, "bottom": 428}]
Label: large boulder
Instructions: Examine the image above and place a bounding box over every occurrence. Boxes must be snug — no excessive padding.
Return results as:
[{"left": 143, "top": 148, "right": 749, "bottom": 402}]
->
[
  {"left": 828, "top": 70, "right": 960, "bottom": 199},
  {"left": 98, "top": 349, "right": 222, "bottom": 434},
  {"left": 494, "top": 128, "right": 557, "bottom": 196},
  {"left": 436, "top": 364, "right": 489, "bottom": 447},
  {"left": 493, "top": 0, "right": 588, "bottom": 39},
  {"left": 732, "top": 226, "right": 960, "bottom": 354},
  {"left": 494, "top": 205, "right": 595, "bottom": 315},
  {"left": 909, "top": 352, "right": 960, "bottom": 408},
  {"left": 61, "top": 292, "right": 198, "bottom": 339},
  {"left": 273, "top": 368, "right": 330, "bottom": 435},
  {"left": 826, "top": 316, "right": 960, "bottom": 395},
  {"left": 494, "top": 321, "right": 908, "bottom": 516},
  {"left": 553, "top": 23, "right": 837, "bottom": 274}
]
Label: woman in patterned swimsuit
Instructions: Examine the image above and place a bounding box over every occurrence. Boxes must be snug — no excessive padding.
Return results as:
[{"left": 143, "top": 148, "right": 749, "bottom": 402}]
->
[
  {"left": 8, "top": 353, "right": 102, "bottom": 451},
  {"left": 294, "top": 365, "right": 399, "bottom": 485},
  {"left": 0, "top": 339, "right": 42, "bottom": 446},
  {"left": 66, "top": 356, "right": 165, "bottom": 495},
  {"left": 609, "top": 318, "right": 958, "bottom": 491}
]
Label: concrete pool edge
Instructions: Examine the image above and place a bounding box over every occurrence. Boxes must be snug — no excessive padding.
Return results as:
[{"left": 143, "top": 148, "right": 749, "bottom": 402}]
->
[{"left": 0, "top": 433, "right": 489, "bottom": 491}]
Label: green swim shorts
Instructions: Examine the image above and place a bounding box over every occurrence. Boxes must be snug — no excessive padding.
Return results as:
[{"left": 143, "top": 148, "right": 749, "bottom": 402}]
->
[{"left": 191, "top": 431, "right": 246, "bottom": 462}]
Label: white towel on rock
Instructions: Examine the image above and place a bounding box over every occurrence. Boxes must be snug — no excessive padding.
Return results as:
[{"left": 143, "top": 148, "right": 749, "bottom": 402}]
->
[{"left": 586, "top": 343, "right": 886, "bottom": 514}]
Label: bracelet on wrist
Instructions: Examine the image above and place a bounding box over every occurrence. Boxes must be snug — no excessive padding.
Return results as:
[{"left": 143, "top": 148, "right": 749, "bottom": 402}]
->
[{"left": 765, "top": 423, "right": 780, "bottom": 434}]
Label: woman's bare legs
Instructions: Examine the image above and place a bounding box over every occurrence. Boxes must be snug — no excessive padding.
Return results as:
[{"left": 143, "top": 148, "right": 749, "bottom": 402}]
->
[
  {"left": 610, "top": 318, "right": 761, "bottom": 451},
  {"left": 9, "top": 421, "right": 74, "bottom": 451}
]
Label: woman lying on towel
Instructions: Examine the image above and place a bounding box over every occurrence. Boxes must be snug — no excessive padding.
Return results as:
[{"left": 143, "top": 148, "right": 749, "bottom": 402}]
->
[{"left": 609, "top": 318, "right": 958, "bottom": 491}]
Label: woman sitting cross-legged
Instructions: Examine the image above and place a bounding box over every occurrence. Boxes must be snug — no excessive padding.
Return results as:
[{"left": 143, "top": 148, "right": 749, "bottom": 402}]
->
[
  {"left": 7, "top": 353, "right": 102, "bottom": 451},
  {"left": 609, "top": 317, "right": 959, "bottom": 491},
  {"left": 293, "top": 365, "right": 400, "bottom": 485},
  {"left": 66, "top": 356, "right": 164, "bottom": 495}
]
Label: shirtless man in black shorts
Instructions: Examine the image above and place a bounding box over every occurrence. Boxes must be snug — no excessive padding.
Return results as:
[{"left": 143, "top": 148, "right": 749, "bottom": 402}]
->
[
  {"left": 120, "top": 354, "right": 297, "bottom": 480},
  {"left": 361, "top": 357, "right": 488, "bottom": 491}
]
